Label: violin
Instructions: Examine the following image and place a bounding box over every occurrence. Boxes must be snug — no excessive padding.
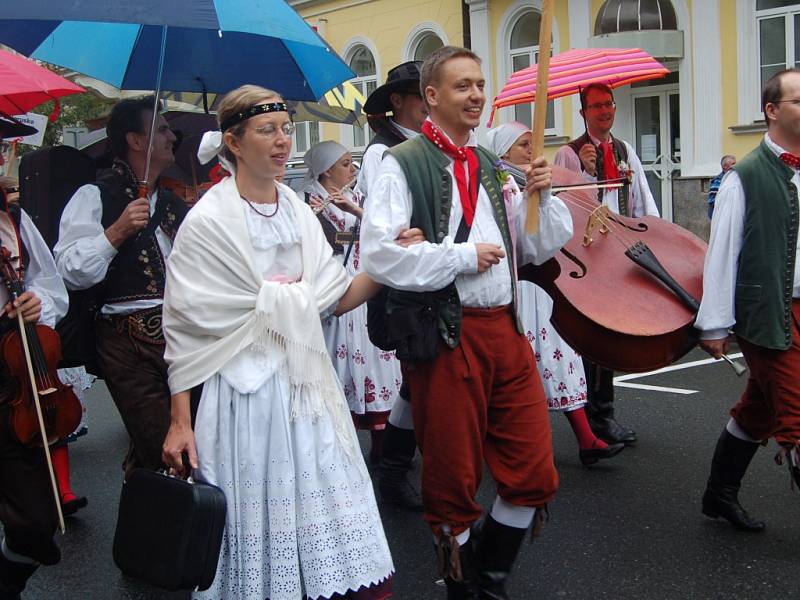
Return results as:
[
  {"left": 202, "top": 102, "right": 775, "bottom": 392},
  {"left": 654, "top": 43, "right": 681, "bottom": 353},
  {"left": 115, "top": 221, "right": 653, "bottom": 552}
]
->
[
  {"left": 0, "top": 247, "right": 82, "bottom": 446},
  {"left": 518, "top": 165, "right": 710, "bottom": 373}
]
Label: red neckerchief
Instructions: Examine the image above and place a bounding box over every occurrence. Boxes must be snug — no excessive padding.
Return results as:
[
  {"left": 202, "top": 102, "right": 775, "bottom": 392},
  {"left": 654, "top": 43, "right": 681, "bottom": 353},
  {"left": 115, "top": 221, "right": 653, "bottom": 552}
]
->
[
  {"left": 422, "top": 120, "right": 479, "bottom": 226},
  {"left": 780, "top": 152, "right": 800, "bottom": 169},
  {"left": 599, "top": 140, "right": 620, "bottom": 180}
]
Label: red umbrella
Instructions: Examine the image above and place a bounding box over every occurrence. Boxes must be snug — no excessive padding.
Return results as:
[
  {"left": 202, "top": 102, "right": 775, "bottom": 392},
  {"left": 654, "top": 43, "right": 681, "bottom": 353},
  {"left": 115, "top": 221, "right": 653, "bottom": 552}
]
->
[
  {"left": 488, "top": 47, "right": 669, "bottom": 126},
  {"left": 0, "top": 47, "right": 84, "bottom": 121}
]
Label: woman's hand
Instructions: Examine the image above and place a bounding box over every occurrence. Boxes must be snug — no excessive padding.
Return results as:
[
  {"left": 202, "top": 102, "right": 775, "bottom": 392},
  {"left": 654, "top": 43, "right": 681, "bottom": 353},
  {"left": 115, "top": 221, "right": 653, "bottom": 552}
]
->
[{"left": 327, "top": 191, "right": 364, "bottom": 218}]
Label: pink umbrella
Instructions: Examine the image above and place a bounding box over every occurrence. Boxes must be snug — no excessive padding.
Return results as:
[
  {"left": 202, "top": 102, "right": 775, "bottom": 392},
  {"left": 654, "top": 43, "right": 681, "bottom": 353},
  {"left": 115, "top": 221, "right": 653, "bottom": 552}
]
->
[
  {"left": 0, "top": 47, "right": 84, "bottom": 120},
  {"left": 488, "top": 47, "right": 669, "bottom": 126}
]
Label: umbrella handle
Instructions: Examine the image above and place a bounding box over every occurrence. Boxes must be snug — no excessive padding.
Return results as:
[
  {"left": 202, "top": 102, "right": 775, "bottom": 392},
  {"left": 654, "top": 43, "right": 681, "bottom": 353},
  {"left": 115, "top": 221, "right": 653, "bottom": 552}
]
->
[{"left": 526, "top": 0, "right": 554, "bottom": 235}]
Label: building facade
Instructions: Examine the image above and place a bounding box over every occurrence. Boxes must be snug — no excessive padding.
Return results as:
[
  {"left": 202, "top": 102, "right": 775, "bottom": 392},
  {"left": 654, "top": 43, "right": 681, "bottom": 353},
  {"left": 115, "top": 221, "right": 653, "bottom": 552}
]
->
[{"left": 289, "top": 0, "right": 792, "bottom": 238}]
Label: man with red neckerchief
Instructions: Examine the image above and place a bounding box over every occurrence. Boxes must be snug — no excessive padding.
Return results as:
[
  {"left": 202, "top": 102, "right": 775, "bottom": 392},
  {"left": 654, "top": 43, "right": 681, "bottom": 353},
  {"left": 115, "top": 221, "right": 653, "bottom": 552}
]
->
[
  {"left": 361, "top": 46, "right": 572, "bottom": 599},
  {"left": 696, "top": 68, "right": 800, "bottom": 533}
]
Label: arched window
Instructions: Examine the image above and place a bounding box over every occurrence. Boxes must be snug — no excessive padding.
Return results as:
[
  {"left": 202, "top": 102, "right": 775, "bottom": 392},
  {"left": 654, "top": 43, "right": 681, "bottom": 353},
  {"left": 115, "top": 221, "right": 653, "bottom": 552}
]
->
[
  {"left": 509, "top": 10, "right": 555, "bottom": 130},
  {"left": 348, "top": 45, "right": 377, "bottom": 148},
  {"left": 756, "top": 0, "right": 800, "bottom": 88},
  {"left": 413, "top": 33, "right": 444, "bottom": 61}
]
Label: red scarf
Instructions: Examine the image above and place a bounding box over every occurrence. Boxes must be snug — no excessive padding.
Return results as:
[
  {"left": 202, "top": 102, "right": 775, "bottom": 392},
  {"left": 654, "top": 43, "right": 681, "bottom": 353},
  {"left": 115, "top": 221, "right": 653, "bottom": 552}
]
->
[
  {"left": 422, "top": 120, "right": 480, "bottom": 226},
  {"left": 600, "top": 140, "right": 619, "bottom": 180}
]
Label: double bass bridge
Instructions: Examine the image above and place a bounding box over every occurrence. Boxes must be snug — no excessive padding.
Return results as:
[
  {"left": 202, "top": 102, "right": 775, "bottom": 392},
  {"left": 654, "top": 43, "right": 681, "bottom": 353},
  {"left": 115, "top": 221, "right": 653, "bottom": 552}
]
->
[{"left": 582, "top": 205, "right": 611, "bottom": 246}]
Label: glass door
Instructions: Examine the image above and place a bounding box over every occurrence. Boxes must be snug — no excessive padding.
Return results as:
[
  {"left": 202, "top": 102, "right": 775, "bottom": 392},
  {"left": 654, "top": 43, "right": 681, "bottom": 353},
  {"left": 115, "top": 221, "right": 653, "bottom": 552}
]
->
[{"left": 632, "top": 86, "right": 680, "bottom": 221}]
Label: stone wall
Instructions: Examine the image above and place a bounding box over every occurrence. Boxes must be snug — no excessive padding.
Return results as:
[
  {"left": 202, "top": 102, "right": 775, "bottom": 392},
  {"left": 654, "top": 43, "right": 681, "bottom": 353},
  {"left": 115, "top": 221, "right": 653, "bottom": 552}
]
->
[{"left": 672, "top": 176, "right": 711, "bottom": 242}]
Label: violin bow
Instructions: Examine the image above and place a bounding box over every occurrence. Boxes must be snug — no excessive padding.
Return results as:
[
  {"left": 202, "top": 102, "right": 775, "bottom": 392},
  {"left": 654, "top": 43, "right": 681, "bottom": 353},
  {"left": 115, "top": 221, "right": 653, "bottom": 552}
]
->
[
  {"left": 0, "top": 253, "right": 66, "bottom": 533},
  {"left": 526, "top": 0, "right": 554, "bottom": 234}
]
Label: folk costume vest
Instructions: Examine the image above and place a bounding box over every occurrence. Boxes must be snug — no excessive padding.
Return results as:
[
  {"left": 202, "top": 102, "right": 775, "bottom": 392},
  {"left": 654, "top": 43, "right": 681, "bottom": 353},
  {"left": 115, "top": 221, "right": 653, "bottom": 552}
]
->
[
  {"left": 567, "top": 132, "right": 631, "bottom": 216},
  {"left": 96, "top": 162, "right": 187, "bottom": 306},
  {"left": 732, "top": 140, "right": 800, "bottom": 350},
  {"left": 386, "top": 134, "right": 524, "bottom": 350}
]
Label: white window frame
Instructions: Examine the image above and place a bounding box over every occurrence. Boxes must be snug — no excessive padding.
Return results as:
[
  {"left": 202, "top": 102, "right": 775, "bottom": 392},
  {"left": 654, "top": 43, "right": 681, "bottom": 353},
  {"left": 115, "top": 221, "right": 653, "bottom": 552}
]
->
[
  {"left": 496, "top": 1, "right": 562, "bottom": 135},
  {"left": 402, "top": 22, "right": 449, "bottom": 62},
  {"left": 339, "top": 37, "right": 380, "bottom": 152},
  {"left": 739, "top": 0, "right": 800, "bottom": 123},
  {"left": 291, "top": 121, "right": 320, "bottom": 157}
]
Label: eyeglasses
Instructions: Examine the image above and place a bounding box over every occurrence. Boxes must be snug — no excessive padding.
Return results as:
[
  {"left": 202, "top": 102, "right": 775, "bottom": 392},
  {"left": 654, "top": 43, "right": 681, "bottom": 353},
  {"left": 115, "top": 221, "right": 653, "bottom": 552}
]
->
[
  {"left": 774, "top": 98, "right": 800, "bottom": 106},
  {"left": 250, "top": 122, "right": 295, "bottom": 138},
  {"left": 585, "top": 101, "right": 616, "bottom": 111}
]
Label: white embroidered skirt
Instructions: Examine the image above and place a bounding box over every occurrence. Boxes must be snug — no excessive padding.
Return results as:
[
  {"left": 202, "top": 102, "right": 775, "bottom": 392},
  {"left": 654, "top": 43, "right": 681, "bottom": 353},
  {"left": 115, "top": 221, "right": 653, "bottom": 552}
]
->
[
  {"left": 322, "top": 301, "right": 401, "bottom": 428},
  {"left": 518, "top": 281, "right": 588, "bottom": 412},
  {"left": 192, "top": 371, "right": 394, "bottom": 600}
]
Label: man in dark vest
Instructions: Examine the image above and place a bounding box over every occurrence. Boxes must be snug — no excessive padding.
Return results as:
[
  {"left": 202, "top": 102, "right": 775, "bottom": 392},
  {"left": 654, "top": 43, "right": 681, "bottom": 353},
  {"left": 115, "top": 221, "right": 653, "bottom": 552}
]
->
[
  {"left": 696, "top": 68, "right": 800, "bottom": 532},
  {"left": 0, "top": 120, "right": 69, "bottom": 597},
  {"left": 554, "top": 83, "right": 659, "bottom": 448},
  {"left": 362, "top": 46, "right": 572, "bottom": 598},
  {"left": 55, "top": 96, "right": 187, "bottom": 477},
  {"left": 359, "top": 61, "right": 427, "bottom": 511}
]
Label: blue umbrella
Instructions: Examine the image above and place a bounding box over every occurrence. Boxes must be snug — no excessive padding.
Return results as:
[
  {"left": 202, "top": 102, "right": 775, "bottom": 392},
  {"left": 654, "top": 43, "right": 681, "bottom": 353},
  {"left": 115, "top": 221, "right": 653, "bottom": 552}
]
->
[{"left": 0, "top": 0, "right": 353, "bottom": 101}]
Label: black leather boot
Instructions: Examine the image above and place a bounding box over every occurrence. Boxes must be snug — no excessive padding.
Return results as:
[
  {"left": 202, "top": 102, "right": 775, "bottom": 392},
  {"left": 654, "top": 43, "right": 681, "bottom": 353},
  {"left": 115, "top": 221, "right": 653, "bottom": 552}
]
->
[
  {"left": 0, "top": 550, "right": 38, "bottom": 600},
  {"left": 583, "top": 358, "right": 637, "bottom": 445},
  {"left": 473, "top": 515, "right": 527, "bottom": 600},
  {"left": 701, "top": 429, "right": 765, "bottom": 532},
  {"left": 378, "top": 423, "right": 423, "bottom": 511},
  {"left": 436, "top": 534, "right": 480, "bottom": 600}
]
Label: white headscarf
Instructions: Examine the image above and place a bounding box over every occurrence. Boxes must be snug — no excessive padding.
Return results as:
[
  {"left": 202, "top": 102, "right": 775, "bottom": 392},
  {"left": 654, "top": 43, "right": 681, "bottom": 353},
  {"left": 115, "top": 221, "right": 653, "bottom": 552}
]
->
[
  {"left": 197, "top": 129, "right": 236, "bottom": 175},
  {"left": 301, "top": 140, "right": 349, "bottom": 186},
  {"left": 486, "top": 121, "right": 531, "bottom": 159}
]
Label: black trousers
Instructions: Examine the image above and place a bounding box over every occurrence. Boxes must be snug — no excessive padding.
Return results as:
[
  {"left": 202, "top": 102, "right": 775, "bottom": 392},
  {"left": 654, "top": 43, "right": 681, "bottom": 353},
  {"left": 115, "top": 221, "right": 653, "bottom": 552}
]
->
[
  {"left": 96, "top": 317, "right": 172, "bottom": 476},
  {"left": 0, "top": 403, "right": 60, "bottom": 565}
]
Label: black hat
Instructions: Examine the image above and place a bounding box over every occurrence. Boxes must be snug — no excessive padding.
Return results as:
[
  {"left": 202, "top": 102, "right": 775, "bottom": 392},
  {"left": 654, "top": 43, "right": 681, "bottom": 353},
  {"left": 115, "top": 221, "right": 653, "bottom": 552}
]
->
[
  {"left": 0, "top": 113, "right": 37, "bottom": 139},
  {"left": 363, "top": 61, "right": 423, "bottom": 115}
]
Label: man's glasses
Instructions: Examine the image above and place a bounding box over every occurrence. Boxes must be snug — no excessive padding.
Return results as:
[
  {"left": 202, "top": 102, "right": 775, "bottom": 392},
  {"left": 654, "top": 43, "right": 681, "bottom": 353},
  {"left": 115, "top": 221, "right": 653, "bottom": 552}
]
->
[
  {"left": 774, "top": 98, "right": 800, "bottom": 106},
  {"left": 585, "top": 101, "right": 616, "bottom": 111}
]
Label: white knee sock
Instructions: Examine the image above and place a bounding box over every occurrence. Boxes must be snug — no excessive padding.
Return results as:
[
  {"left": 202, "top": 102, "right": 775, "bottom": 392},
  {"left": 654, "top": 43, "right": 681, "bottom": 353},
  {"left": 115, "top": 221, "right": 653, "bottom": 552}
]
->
[
  {"left": 433, "top": 526, "right": 471, "bottom": 546},
  {"left": 388, "top": 394, "right": 414, "bottom": 430},
  {"left": 490, "top": 496, "right": 535, "bottom": 529},
  {"left": 726, "top": 418, "right": 761, "bottom": 443}
]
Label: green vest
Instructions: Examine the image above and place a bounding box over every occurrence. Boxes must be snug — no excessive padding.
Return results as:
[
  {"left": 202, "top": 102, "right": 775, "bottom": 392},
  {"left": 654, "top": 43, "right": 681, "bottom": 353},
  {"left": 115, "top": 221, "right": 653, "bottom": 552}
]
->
[
  {"left": 732, "top": 140, "right": 799, "bottom": 350},
  {"left": 386, "top": 134, "right": 524, "bottom": 349}
]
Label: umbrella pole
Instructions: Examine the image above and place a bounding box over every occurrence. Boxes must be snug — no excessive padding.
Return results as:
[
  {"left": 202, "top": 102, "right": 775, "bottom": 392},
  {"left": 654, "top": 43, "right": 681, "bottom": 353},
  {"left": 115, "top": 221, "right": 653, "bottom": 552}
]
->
[
  {"left": 141, "top": 25, "right": 169, "bottom": 197},
  {"left": 526, "top": 0, "right": 554, "bottom": 234}
]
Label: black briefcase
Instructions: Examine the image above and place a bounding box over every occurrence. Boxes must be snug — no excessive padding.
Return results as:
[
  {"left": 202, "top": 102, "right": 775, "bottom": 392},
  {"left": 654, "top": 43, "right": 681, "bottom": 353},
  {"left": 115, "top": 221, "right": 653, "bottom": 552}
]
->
[{"left": 112, "top": 468, "right": 227, "bottom": 592}]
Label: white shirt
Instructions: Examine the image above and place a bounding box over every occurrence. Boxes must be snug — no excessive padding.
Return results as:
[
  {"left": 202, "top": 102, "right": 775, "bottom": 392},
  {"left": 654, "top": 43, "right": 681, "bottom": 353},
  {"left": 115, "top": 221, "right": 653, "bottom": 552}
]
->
[
  {"left": 54, "top": 184, "right": 174, "bottom": 315},
  {"left": 695, "top": 133, "right": 800, "bottom": 340},
  {"left": 356, "top": 119, "right": 420, "bottom": 201},
  {"left": 0, "top": 209, "right": 68, "bottom": 328},
  {"left": 554, "top": 134, "right": 660, "bottom": 218},
  {"left": 361, "top": 125, "right": 573, "bottom": 308}
]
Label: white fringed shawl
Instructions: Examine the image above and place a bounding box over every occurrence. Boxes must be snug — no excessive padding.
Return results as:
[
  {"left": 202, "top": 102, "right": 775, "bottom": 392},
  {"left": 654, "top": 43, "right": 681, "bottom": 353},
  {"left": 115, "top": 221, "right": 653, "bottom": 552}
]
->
[{"left": 162, "top": 176, "right": 355, "bottom": 452}]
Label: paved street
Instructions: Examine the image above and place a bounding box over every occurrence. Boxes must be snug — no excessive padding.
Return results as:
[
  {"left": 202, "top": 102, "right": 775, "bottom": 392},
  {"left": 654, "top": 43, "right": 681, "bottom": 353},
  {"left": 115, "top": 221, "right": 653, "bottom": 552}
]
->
[{"left": 22, "top": 348, "right": 800, "bottom": 599}]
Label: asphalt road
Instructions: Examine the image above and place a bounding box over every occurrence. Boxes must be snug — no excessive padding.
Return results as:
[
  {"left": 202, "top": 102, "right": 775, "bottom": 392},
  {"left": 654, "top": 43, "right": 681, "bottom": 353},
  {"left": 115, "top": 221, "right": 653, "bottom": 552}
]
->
[{"left": 21, "top": 348, "right": 800, "bottom": 600}]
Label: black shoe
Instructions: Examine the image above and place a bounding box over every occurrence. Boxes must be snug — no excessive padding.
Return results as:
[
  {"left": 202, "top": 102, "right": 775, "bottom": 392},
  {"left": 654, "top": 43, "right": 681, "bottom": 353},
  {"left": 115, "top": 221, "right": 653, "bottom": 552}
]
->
[
  {"left": 701, "top": 428, "right": 765, "bottom": 532},
  {"left": 0, "top": 551, "right": 38, "bottom": 599},
  {"left": 378, "top": 424, "right": 422, "bottom": 511},
  {"left": 473, "top": 515, "right": 527, "bottom": 600},
  {"left": 590, "top": 417, "right": 637, "bottom": 446},
  {"left": 701, "top": 487, "right": 765, "bottom": 532},
  {"left": 579, "top": 441, "right": 625, "bottom": 466},
  {"left": 61, "top": 496, "right": 88, "bottom": 517}
]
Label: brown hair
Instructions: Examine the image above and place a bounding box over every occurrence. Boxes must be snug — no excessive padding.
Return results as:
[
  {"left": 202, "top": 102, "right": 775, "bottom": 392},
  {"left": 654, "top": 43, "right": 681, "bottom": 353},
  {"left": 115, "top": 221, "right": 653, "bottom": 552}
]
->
[
  {"left": 579, "top": 83, "right": 614, "bottom": 110},
  {"left": 419, "top": 46, "right": 481, "bottom": 105},
  {"left": 762, "top": 68, "right": 800, "bottom": 122},
  {"left": 216, "top": 84, "right": 282, "bottom": 165}
]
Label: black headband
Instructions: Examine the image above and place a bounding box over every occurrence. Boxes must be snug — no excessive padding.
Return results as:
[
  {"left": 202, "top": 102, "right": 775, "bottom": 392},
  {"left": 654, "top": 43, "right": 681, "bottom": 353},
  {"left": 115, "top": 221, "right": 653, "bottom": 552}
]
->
[{"left": 220, "top": 102, "right": 288, "bottom": 132}]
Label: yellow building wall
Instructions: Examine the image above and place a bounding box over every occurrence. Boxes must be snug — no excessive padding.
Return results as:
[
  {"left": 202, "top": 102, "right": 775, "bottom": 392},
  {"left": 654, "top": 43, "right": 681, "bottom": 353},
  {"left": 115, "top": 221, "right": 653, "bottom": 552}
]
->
[{"left": 296, "top": 0, "right": 464, "bottom": 143}]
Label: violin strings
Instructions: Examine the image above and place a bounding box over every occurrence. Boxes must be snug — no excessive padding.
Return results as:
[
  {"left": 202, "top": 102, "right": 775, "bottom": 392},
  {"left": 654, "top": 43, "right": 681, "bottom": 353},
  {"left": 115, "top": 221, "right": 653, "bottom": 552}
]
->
[{"left": 556, "top": 195, "right": 638, "bottom": 250}]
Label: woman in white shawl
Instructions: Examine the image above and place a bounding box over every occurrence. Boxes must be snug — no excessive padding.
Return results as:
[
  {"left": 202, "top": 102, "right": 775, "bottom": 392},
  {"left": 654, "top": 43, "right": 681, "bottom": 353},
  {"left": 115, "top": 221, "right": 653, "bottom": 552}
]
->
[
  {"left": 300, "top": 141, "right": 401, "bottom": 464},
  {"left": 161, "top": 85, "right": 394, "bottom": 600},
  {"left": 488, "top": 122, "right": 624, "bottom": 467}
]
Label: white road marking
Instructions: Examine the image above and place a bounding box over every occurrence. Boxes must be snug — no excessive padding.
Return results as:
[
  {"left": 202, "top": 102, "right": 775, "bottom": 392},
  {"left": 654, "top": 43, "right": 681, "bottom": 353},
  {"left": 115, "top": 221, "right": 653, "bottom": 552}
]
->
[{"left": 611, "top": 353, "right": 745, "bottom": 394}]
